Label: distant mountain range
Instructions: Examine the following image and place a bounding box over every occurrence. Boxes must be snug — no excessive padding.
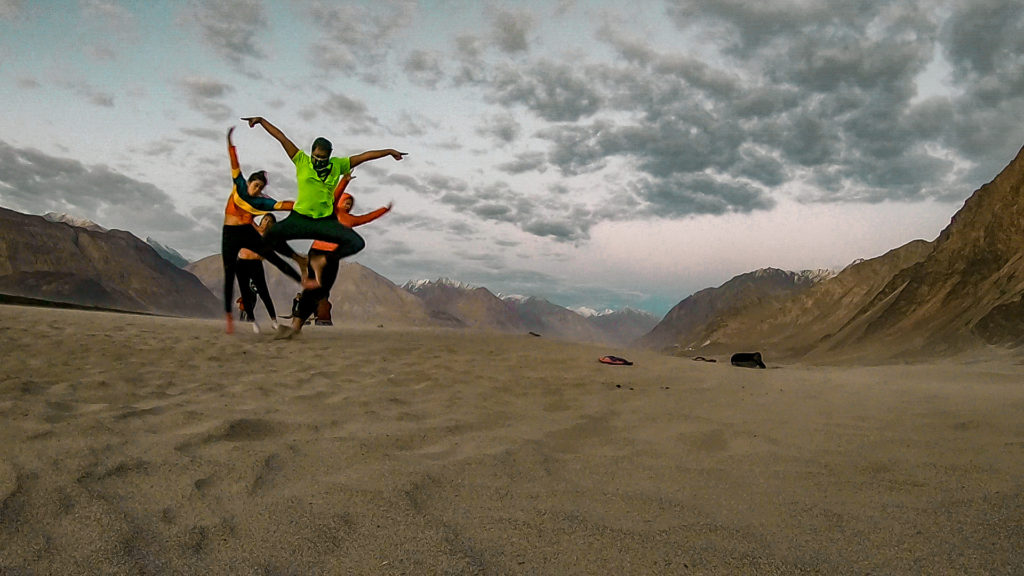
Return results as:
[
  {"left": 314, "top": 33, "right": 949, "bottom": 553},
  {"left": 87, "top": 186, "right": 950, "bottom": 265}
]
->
[
  {"left": 400, "top": 278, "right": 658, "bottom": 344},
  {"left": 1, "top": 208, "right": 220, "bottom": 317},
  {"left": 5, "top": 141, "right": 1024, "bottom": 359},
  {"left": 642, "top": 144, "right": 1024, "bottom": 360}
]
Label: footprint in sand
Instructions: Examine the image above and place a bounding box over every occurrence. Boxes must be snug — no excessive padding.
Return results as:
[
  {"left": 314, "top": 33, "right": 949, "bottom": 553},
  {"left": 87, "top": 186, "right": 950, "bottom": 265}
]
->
[
  {"left": 217, "top": 418, "right": 281, "bottom": 441},
  {"left": 175, "top": 418, "right": 283, "bottom": 453},
  {"left": 0, "top": 462, "right": 17, "bottom": 506}
]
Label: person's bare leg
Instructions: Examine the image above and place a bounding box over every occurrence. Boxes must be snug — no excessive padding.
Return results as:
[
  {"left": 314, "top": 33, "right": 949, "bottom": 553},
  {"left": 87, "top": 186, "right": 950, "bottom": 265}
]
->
[
  {"left": 310, "top": 254, "right": 327, "bottom": 284},
  {"left": 225, "top": 312, "right": 234, "bottom": 334},
  {"left": 292, "top": 252, "right": 309, "bottom": 280},
  {"left": 277, "top": 254, "right": 327, "bottom": 340}
]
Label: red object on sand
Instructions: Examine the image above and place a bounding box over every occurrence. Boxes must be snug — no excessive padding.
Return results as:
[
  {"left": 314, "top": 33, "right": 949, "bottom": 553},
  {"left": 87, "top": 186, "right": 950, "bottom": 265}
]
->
[{"left": 599, "top": 355, "right": 633, "bottom": 366}]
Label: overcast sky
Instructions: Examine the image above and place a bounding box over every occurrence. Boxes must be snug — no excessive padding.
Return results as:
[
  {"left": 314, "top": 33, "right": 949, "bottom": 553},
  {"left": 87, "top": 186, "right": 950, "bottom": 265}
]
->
[{"left": 2, "top": 0, "right": 1023, "bottom": 316}]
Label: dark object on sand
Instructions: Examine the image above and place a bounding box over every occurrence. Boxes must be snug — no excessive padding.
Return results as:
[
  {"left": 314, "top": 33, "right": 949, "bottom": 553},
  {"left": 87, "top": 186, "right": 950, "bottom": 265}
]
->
[
  {"left": 692, "top": 356, "right": 717, "bottom": 363},
  {"left": 600, "top": 355, "right": 633, "bottom": 366},
  {"left": 731, "top": 352, "right": 766, "bottom": 369},
  {"left": 529, "top": 331, "right": 542, "bottom": 337}
]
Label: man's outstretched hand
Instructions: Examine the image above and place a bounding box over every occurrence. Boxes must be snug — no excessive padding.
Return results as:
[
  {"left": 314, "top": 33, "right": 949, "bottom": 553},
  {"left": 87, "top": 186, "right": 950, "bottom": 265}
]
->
[
  {"left": 241, "top": 117, "right": 263, "bottom": 128},
  {"left": 390, "top": 150, "right": 407, "bottom": 161}
]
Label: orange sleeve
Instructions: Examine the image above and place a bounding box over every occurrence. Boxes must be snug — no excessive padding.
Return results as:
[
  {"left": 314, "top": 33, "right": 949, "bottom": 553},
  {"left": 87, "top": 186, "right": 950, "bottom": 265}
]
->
[
  {"left": 333, "top": 174, "right": 352, "bottom": 203},
  {"left": 337, "top": 206, "right": 389, "bottom": 228},
  {"left": 229, "top": 145, "right": 241, "bottom": 178}
]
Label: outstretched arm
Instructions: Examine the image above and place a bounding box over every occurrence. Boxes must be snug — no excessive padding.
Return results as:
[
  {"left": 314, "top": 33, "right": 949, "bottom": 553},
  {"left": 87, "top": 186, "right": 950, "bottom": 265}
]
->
[
  {"left": 241, "top": 116, "right": 300, "bottom": 160},
  {"left": 349, "top": 149, "right": 406, "bottom": 169},
  {"left": 338, "top": 204, "right": 391, "bottom": 228}
]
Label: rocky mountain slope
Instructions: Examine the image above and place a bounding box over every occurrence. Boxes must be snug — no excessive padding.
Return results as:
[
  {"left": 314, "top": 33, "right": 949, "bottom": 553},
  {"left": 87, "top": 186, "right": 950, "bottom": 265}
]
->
[
  {"left": 585, "top": 307, "right": 660, "bottom": 346},
  {"left": 402, "top": 278, "right": 523, "bottom": 331},
  {"left": 502, "top": 295, "right": 609, "bottom": 343},
  {"left": 0, "top": 207, "right": 220, "bottom": 317},
  {"left": 642, "top": 144, "right": 1024, "bottom": 360},
  {"left": 639, "top": 268, "right": 830, "bottom": 350}
]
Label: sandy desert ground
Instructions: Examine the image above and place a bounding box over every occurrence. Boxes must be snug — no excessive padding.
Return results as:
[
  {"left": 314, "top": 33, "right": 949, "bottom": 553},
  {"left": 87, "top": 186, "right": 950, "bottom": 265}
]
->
[{"left": 1, "top": 304, "right": 1022, "bottom": 575}]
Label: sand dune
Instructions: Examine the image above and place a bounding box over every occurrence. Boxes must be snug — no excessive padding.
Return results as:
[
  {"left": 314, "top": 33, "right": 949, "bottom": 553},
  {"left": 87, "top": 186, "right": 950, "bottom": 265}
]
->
[{"left": 1, "top": 304, "right": 1022, "bottom": 574}]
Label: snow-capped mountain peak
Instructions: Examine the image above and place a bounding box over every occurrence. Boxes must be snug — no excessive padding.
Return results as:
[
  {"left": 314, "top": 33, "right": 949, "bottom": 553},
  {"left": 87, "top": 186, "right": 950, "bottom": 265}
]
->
[
  {"left": 42, "top": 212, "right": 107, "bottom": 232},
  {"left": 402, "top": 277, "right": 476, "bottom": 292}
]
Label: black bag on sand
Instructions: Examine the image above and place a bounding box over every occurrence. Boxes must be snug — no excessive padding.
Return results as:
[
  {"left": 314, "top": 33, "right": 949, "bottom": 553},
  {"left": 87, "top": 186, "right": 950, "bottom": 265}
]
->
[{"left": 731, "top": 352, "right": 766, "bottom": 369}]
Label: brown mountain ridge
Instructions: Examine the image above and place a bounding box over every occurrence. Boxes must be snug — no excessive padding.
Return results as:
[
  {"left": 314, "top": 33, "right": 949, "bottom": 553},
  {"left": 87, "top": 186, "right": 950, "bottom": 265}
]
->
[
  {"left": 0, "top": 207, "right": 220, "bottom": 318},
  {"left": 643, "top": 144, "right": 1024, "bottom": 361}
]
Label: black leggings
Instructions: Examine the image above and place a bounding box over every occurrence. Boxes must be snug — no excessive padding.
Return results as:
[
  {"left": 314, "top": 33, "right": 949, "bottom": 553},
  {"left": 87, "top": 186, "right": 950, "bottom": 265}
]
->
[
  {"left": 295, "top": 248, "right": 341, "bottom": 322},
  {"left": 235, "top": 259, "right": 276, "bottom": 320},
  {"left": 221, "top": 224, "right": 300, "bottom": 314},
  {"left": 263, "top": 211, "right": 365, "bottom": 260}
]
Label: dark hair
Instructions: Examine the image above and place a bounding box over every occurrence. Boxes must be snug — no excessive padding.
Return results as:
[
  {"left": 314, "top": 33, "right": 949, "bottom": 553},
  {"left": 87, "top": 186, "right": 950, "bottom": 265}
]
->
[
  {"left": 261, "top": 213, "right": 276, "bottom": 225},
  {"left": 311, "top": 137, "right": 333, "bottom": 154},
  {"left": 248, "top": 170, "right": 268, "bottom": 185}
]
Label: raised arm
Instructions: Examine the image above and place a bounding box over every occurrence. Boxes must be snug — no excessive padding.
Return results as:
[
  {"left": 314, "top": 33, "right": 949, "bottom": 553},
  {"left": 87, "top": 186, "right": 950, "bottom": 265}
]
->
[
  {"left": 241, "top": 116, "right": 299, "bottom": 160},
  {"left": 349, "top": 148, "right": 407, "bottom": 169},
  {"left": 332, "top": 172, "right": 354, "bottom": 203},
  {"left": 227, "top": 127, "right": 241, "bottom": 177}
]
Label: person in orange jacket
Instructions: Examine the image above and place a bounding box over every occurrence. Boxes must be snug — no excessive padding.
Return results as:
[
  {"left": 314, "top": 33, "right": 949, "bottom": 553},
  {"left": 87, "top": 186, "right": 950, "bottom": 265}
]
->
[
  {"left": 236, "top": 214, "right": 283, "bottom": 334},
  {"left": 276, "top": 172, "right": 391, "bottom": 338}
]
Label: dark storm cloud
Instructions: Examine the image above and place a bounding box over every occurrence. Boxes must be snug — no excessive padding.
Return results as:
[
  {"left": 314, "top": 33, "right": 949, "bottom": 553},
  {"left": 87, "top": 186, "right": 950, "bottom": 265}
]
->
[
  {"left": 942, "top": 0, "right": 1024, "bottom": 78},
  {"left": 498, "top": 151, "right": 547, "bottom": 175},
  {"left": 439, "top": 192, "right": 480, "bottom": 210},
  {"left": 142, "top": 140, "right": 179, "bottom": 158},
  {"left": 0, "top": 140, "right": 195, "bottom": 235},
  {"left": 312, "top": 91, "right": 378, "bottom": 133},
  {"left": 649, "top": 0, "right": 1024, "bottom": 200},
  {"left": 179, "top": 77, "right": 233, "bottom": 121},
  {"left": 403, "top": 50, "right": 445, "bottom": 89},
  {"left": 537, "top": 121, "right": 612, "bottom": 176},
  {"left": 937, "top": 0, "right": 1024, "bottom": 180},
  {"left": 446, "top": 220, "right": 478, "bottom": 237},
  {"left": 384, "top": 173, "right": 467, "bottom": 197},
  {"left": 597, "top": 25, "right": 742, "bottom": 97},
  {"left": 734, "top": 147, "right": 788, "bottom": 187},
  {"left": 186, "top": 0, "right": 267, "bottom": 62},
  {"left": 520, "top": 219, "right": 587, "bottom": 241},
  {"left": 664, "top": 1, "right": 846, "bottom": 56},
  {"left": 469, "top": 0, "right": 1024, "bottom": 215},
  {"left": 69, "top": 81, "right": 115, "bottom": 108},
  {"left": 386, "top": 111, "right": 437, "bottom": 139},
  {"left": 305, "top": 0, "right": 415, "bottom": 86},
  {"left": 476, "top": 113, "right": 522, "bottom": 145},
  {"left": 488, "top": 61, "right": 603, "bottom": 122},
  {"left": 633, "top": 173, "right": 775, "bottom": 216},
  {"left": 180, "top": 127, "right": 222, "bottom": 141},
  {"left": 490, "top": 8, "right": 534, "bottom": 54},
  {"left": 430, "top": 180, "right": 595, "bottom": 242}
]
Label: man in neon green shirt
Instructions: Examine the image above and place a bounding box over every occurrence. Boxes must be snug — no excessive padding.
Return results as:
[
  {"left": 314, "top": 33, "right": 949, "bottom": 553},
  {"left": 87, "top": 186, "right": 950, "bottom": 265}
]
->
[{"left": 241, "top": 116, "right": 405, "bottom": 291}]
